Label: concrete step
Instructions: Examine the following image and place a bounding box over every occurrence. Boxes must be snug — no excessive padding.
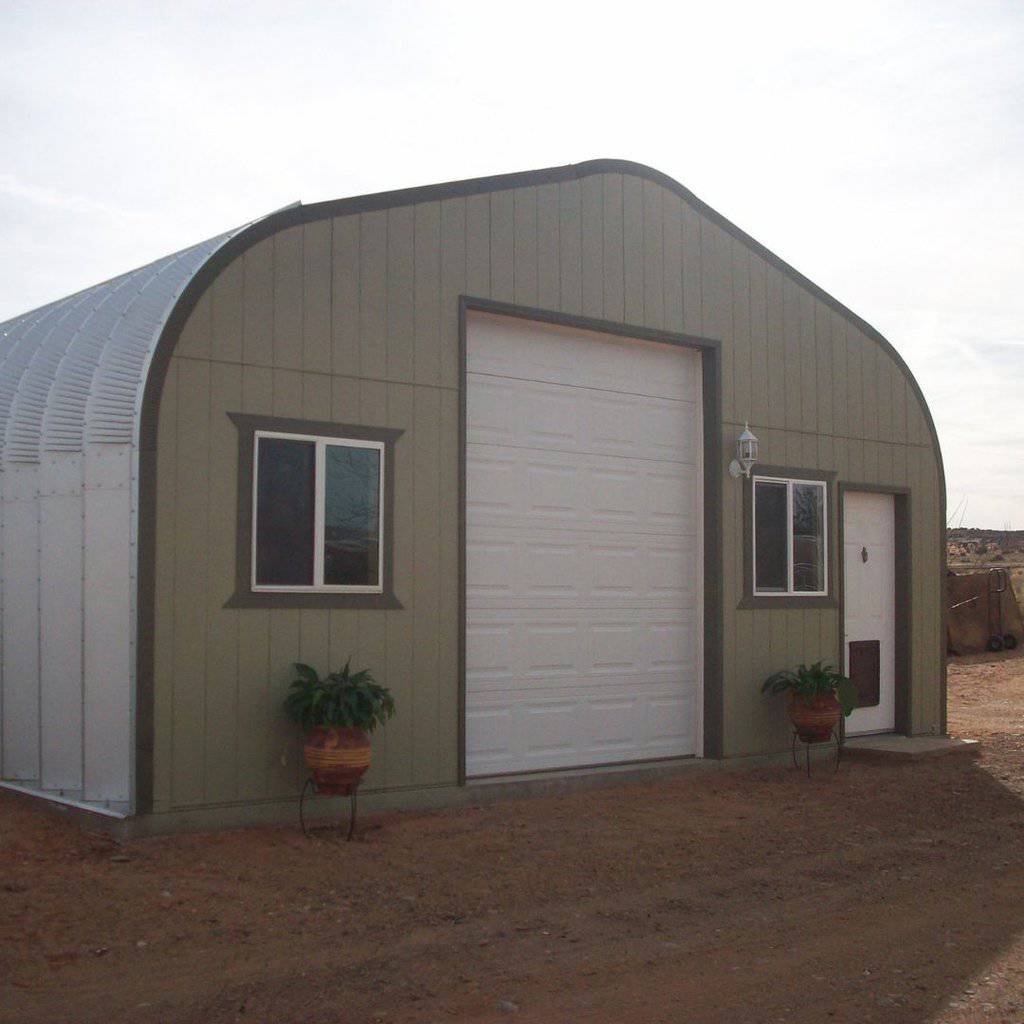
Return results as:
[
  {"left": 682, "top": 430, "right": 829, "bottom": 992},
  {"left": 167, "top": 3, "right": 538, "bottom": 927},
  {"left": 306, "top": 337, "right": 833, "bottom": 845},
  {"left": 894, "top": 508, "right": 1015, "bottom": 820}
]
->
[{"left": 843, "top": 735, "right": 980, "bottom": 761}]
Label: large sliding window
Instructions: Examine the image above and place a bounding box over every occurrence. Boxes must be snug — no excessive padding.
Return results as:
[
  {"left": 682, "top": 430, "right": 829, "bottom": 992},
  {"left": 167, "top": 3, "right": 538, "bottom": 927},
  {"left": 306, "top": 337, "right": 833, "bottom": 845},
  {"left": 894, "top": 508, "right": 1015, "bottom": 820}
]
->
[
  {"left": 753, "top": 476, "right": 827, "bottom": 597},
  {"left": 252, "top": 431, "right": 384, "bottom": 593}
]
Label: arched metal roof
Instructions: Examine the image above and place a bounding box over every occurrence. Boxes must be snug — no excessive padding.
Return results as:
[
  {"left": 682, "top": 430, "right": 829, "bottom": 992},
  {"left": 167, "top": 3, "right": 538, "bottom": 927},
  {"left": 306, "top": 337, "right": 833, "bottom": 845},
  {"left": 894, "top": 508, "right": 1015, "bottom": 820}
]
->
[{"left": 0, "top": 224, "right": 252, "bottom": 465}]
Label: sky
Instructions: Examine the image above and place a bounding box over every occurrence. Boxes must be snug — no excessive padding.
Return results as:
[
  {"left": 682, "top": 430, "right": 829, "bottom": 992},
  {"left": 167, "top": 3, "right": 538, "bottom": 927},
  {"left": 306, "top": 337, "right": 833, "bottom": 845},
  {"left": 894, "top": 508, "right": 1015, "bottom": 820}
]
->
[{"left": 1, "top": 0, "right": 1021, "bottom": 528}]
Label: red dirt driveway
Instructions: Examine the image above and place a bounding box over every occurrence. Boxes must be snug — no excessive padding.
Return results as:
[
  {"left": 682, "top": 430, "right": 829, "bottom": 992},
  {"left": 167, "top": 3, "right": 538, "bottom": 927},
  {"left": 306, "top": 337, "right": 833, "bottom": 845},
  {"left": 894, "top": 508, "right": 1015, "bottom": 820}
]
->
[{"left": 3, "top": 653, "right": 1024, "bottom": 1024}]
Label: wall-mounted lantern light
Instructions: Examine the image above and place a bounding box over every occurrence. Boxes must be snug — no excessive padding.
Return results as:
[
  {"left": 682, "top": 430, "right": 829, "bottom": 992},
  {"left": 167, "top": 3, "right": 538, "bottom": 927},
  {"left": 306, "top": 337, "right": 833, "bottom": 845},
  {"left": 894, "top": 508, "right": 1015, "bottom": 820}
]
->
[{"left": 728, "top": 422, "right": 759, "bottom": 479}]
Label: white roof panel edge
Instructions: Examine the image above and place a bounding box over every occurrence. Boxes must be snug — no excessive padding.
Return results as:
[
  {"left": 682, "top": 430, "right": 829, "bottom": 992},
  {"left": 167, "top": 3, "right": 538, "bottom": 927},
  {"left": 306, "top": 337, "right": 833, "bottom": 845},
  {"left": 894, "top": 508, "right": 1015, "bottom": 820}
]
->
[{"left": 0, "top": 219, "right": 261, "bottom": 466}]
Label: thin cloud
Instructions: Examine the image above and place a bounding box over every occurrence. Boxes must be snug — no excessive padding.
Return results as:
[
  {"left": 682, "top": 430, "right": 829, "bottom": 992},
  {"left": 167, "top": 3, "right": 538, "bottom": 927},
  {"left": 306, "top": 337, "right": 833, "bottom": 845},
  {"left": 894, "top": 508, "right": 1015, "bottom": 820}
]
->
[{"left": 0, "top": 173, "right": 135, "bottom": 221}]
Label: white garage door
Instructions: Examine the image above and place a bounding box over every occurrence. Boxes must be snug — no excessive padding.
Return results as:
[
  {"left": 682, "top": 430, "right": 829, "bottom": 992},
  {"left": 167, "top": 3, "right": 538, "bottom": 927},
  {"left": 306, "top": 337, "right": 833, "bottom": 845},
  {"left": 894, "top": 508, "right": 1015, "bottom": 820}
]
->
[{"left": 465, "top": 313, "right": 703, "bottom": 777}]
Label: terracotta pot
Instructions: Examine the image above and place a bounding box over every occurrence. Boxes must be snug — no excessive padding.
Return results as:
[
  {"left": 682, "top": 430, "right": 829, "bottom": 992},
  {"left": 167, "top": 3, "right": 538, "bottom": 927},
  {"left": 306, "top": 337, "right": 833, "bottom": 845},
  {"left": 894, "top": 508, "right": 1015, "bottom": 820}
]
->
[
  {"left": 303, "top": 726, "right": 371, "bottom": 795},
  {"left": 787, "top": 692, "right": 841, "bottom": 743}
]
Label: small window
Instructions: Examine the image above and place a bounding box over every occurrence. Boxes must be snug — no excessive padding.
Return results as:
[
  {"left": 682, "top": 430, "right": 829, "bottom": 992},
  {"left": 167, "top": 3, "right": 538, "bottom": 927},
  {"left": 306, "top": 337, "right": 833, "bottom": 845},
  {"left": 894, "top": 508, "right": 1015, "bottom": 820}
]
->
[
  {"left": 753, "top": 476, "right": 827, "bottom": 596},
  {"left": 252, "top": 431, "right": 384, "bottom": 593}
]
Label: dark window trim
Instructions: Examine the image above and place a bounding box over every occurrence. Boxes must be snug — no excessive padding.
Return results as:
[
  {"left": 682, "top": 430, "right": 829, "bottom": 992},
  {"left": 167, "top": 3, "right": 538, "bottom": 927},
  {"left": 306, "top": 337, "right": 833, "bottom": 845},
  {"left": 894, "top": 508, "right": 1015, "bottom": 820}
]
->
[
  {"left": 225, "top": 412, "right": 403, "bottom": 609},
  {"left": 739, "top": 463, "right": 838, "bottom": 610}
]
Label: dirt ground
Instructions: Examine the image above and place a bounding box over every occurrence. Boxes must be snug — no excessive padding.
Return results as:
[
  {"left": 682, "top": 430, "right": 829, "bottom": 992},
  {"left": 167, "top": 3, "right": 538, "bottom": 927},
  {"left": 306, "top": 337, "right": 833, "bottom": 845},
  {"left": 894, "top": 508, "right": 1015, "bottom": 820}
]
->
[{"left": 4, "top": 657, "right": 1024, "bottom": 1024}]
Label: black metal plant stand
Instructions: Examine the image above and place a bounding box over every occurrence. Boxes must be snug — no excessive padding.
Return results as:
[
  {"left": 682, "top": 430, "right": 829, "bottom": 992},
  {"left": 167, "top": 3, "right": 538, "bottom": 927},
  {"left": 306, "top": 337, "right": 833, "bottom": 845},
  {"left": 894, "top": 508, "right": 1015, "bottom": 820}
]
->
[
  {"left": 299, "top": 776, "right": 360, "bottom": 840},
  {"left": 791, "top": 727, "right": 841, "bottom": 777}
]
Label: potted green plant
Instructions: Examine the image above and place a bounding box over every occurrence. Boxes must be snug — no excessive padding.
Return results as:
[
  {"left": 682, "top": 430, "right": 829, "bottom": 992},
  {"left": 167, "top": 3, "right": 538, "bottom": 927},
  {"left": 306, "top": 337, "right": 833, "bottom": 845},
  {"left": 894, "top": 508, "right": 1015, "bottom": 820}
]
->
[
  {"left": 761, "top": 661, "right": 857, "bottom": 742},
  {"left": 284, "top": 661, "right": 395, "bottom": 794}
]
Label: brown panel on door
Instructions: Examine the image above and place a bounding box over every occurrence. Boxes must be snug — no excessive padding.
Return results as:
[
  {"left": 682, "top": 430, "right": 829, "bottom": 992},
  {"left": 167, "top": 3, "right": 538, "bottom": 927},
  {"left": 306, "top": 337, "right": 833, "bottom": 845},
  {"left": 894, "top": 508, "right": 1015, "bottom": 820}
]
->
[{"left": 848, "top": 640, "right": 881, "bottom": 708}]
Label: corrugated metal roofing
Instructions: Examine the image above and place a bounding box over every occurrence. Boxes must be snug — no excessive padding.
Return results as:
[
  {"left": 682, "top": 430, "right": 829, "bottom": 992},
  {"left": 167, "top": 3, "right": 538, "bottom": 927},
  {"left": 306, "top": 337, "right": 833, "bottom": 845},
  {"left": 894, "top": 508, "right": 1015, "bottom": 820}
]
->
[{"left": 0, "top": 226, "right": 248, "bottom": 464}]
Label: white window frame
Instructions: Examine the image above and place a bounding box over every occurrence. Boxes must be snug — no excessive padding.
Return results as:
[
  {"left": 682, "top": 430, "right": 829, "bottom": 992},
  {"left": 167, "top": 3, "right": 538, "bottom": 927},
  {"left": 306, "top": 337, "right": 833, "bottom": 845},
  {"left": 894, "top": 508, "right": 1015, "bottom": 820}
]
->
[
  {"left": 752, "top": 475, "right": 828, "bottom": 597},
  {"left": 251, "top": 430, "right": 385, "bottom": 594}
]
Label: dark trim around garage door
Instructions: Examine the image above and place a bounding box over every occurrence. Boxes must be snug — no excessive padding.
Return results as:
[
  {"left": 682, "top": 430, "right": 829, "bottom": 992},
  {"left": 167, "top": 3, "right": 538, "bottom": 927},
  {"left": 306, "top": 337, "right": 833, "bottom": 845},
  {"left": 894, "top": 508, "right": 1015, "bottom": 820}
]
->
[{"left": 457, "top": 296, "right": 724, "bottom": 782}]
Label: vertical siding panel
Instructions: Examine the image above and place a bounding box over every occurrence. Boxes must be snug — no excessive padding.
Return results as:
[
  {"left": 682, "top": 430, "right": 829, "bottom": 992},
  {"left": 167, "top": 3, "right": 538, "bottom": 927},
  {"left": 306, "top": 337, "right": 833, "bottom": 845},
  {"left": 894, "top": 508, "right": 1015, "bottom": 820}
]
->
[
  {"left": 465, "top": 194, "right": 490, "bottom": 299},
  {"left": 331, "top": 215, "right": 361, "bottom": 378},
  {"left": 356, "top": 379, "right": 390, "bottom": 788},
  {"left": 266, "top": 610, "right": 301, "bottom": 798},
  {"left": 580, "top": 175, "right": 604, "bottom": 318},
  {"left": 202, "top": 362, "right": 242, "bottom": 804},
  {"left": 512, "top": 187, "right": 539, "bottom": 307},
  {"left": 536, "top": 183, "right": 560, "bottom": 311},
  {"left": 832, "top": 434, "right": 850, "bottom": 490},
  {"left": 800, "top": 431, "right": 818, "bottom": 470},
  {"left": 891, "top": 442, "right": 908, "bottom": 488},
  {"left": 558, "top": 179, "right": 583, "bottom": 315},
  {"left": 700, "top": 221, "right": 733, "bottom": 419},
  {"left": 302, "top": 369, "right": 331, "bottom": 422},
  {"left": 863, "top": 440, "right": 880, "bottom": 484},
  {"left": 328, "top": 381, "right": 362, "bottom": 679},
  {"left": 875, "top": 347, "right": 894, "bottom": 444},
  {"left": 302, "top": 220, "right": 332, "bottom": 375},
  {"left": 640, "top": 180, "right": 664, "bottom": 329},
  {"left": 731, "top": 241, "right": 752, "bottom": 423},
  {"left": 176, "top": 291, "right": 212, "bottom": 360},
  {"left": 680, "top": 203, "right": 702, "bottom": 337},
  {"left": 243, "top": 240, "right": 274, "bottom": 367},
  {"left": 751, "top": 601, "right": 773, "bottom": 736},
  {"left": 437, "top": 389, "right": 460, "bottom": 782},
  {"left": 271, "top": 368, "right": 304, "bottom": 419},
  {"left": 439, "top": 198, "right": 467, "bottom": 389},
  {"left": 273, "top": 225, "right": 303, "bottom": 371},
  {"left": 861, "top": 339, "right": 879, "bottom": 442},
  {"left": 211, "top": 259, "right": 243, "bottom": 363},
  {"left": 152, "top": 362, "right": 178, "bottom": 812},
  {"left": 489, "top": 190, "right": 515, "bottom": 302},
  {"left": 602, "top": 174, "right": 625, "bottom": 322},
  {"left": 764, "top": 268, "right": 786, "bottom": 431},
  {"left": 236, "top": 364, "right": 273, "bottom": 800},
  {"left": 799, "top": 291, "right": 817, "bottom": 433},
  {"left": 814, "top": 303, "right": 834, "bottom": 437},
  {"left": 876, "top": 441, "right": 894, "bottom": 485},
  {"left": 893, "top": 368, "right": 909, "bottom": 443},
  {"left": 785, "top": 430, "right": 803, "bottom": 469},
  {"left": 298, "top": 613, "right": 330, "bottom": 688},
  {"left": 662, "top": 195, "right": 683, "bottom": 333},
  {"left": 328, "top": 607, "right": 361, "bottom": 684},
  {"left": 331, "top": 372, "right": 361, "bottom": 424},
  {"left": 782, "top": 280, "right": 803, "bottom": 433},
  {"left": 748, "top": 256, "right": 768, "bottom": 430},
  {"left": 359, "top": 211, "right": 388, "bottom": 380},
  {"left": 830, "top": 316, "right": 850, "bottom": 440},
  {"left": 847, "top": 437, "right": 866, "bottom": 484},
  {"left": 384, "top": 383, "right": 415, "bottom": 789},
  {"left": 170, "top": 358, "right": 210, "bottom": 807},
  {"left": 386, "top": 206, "right": 415, "bottom": 384},
  {"left": 845, "top": 327, "right": 864, "bottom": 441},
  {"left": 622, "top": 174, "right": 644, "bottom": 324},
  {"left": 414, "top": 202, "right": 442, "bottom": 389},
  {"left": 817, "top": 434, "right": 835, "bottom": 474},
  {"left": 412, "top": 386, "right": 442, "bottom": 783}
]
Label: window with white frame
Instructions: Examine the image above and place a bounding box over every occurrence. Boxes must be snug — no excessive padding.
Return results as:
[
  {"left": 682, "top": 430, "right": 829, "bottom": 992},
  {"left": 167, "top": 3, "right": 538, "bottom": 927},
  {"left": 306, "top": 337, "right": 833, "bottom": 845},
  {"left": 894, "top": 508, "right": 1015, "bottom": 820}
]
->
[
  {"left": 753, "top": 476, "right": 827, "bottom": 596},
  {"left": 252, "top": 431, "right": 384, "bottom": 593}
]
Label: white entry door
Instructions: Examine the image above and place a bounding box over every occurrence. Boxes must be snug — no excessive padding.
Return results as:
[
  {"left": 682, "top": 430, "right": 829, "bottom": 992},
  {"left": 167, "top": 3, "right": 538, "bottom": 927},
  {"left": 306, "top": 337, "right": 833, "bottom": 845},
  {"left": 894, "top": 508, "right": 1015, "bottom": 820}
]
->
[
  {"left": 843, "top": 491, "right": 896, "bottom": 735},
  {"left": 464, "top": 313, "right": 703, "bottom": 777}
]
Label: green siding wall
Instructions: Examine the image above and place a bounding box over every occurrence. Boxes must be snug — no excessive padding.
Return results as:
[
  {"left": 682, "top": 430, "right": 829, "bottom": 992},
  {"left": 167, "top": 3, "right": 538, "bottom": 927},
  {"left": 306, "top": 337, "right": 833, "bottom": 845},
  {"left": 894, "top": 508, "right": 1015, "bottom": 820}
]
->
[{"left": 150, "top": 172, "right": 943, "bottom": 816}]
